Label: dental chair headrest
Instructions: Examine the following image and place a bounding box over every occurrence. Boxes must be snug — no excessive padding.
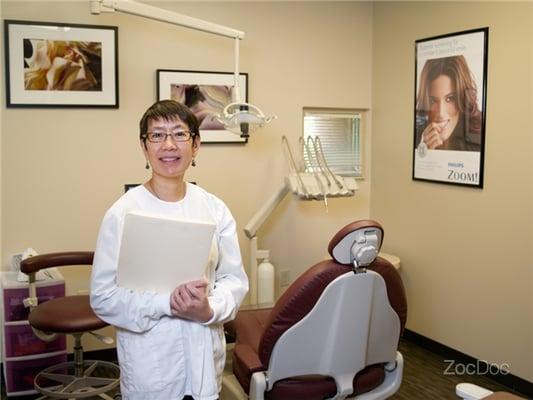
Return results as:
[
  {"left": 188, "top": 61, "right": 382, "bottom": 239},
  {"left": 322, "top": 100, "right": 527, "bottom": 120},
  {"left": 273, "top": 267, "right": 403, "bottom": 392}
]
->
[{"left": 328, "top": 220, "right": 384, "bottom": 266}]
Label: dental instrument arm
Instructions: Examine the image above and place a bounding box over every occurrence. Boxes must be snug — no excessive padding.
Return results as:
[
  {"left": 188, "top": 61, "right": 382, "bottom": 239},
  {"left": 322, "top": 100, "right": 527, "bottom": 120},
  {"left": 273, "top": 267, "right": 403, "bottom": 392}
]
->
[
  {"left": 244, "top": 183, "right": 290, "bottom": 304},
  {"left": 244, "top": 183, "right": 290, "bottom": 240}
]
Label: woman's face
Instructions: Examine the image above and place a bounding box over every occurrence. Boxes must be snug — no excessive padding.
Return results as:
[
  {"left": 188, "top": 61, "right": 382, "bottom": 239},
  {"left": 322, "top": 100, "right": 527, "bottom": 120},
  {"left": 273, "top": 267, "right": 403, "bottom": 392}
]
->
[
  {"left": 141, "top": 117, "right": 199, "bottom": 181},
  {"left": 428, "top": 74, "right": 460, "bottom": 141}
]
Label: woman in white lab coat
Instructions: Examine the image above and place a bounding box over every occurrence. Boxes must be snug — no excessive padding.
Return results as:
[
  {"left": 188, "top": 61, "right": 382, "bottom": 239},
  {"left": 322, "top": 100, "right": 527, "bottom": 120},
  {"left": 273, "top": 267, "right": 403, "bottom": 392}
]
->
[{"left": 90, "top": 100, "right": 248, "bottom": 400}]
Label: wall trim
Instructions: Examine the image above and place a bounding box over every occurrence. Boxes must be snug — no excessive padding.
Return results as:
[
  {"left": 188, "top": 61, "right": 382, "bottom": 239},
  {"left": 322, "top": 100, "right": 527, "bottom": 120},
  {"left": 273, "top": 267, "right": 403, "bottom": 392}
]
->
[{"left": 403, "top": 329, "right": 533, "bottom": 398}]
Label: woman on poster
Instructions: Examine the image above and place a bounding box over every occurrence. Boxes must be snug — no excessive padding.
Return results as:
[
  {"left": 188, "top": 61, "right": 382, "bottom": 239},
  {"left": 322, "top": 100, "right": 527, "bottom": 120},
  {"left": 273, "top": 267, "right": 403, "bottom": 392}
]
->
[{"left": 415, "top": 55, "right": 482, "bottom": 152}]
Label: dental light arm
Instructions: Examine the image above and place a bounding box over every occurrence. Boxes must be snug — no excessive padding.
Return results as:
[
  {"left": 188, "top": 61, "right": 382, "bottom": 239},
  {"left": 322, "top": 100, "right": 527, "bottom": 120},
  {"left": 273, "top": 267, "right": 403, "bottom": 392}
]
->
[
  {"left": 90, "top": 0, "right": 274, "bottom": 137},
  {"left": 90, "top": 0, "right": 244, "bottom": 39}
]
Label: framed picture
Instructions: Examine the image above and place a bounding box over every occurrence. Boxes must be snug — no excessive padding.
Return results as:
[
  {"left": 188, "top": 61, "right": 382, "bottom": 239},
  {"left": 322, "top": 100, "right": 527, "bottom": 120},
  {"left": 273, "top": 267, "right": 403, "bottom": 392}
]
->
[
  {"left": 4, "top": 20, "right": 119, "bottom": 108},
  {"left": 157, "top": 69, "right": 248, "bottom": 143},
  {"left": 412, "top": 28, "right": 488, "bottom": 188}
]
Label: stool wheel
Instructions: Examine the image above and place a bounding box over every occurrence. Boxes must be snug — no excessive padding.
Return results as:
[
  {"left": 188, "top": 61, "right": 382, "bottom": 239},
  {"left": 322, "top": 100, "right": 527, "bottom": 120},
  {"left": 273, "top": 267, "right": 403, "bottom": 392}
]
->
[{"left": 34, "top": 359, "right": 120, "bottom": 399}]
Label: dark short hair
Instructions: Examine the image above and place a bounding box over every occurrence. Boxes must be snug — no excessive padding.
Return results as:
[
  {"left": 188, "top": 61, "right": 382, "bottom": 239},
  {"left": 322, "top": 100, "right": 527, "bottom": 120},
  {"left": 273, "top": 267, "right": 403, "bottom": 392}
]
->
[{"left": 139, "top": 100, "right": 200, "bottom": 142}]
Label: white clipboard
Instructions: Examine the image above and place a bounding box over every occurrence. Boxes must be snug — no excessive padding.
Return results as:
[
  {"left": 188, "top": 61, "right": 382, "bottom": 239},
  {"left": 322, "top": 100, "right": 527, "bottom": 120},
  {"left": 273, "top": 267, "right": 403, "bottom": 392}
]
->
[{"left": 117, "top": 211, "right": 216, "bottom": 293}]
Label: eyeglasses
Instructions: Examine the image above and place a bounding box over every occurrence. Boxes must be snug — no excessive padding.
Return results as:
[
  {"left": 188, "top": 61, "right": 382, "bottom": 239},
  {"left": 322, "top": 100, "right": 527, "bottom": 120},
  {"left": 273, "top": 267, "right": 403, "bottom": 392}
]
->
[{"left": 143, "top": 130, "right": 193, "bottom": 143}]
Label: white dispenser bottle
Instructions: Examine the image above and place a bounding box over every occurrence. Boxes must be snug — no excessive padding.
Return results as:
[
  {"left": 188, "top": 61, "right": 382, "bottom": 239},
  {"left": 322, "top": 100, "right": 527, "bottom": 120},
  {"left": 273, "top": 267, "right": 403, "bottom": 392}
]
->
[{"left": 257, "top": 250, "right": 275, "bottom": 304}]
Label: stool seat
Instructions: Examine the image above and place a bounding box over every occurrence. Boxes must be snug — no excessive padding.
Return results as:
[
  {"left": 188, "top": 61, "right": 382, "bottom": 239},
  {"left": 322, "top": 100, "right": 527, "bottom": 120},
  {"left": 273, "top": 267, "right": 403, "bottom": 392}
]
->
[{"left": 28, "top": 295, "right": 107, "bottom": 333}]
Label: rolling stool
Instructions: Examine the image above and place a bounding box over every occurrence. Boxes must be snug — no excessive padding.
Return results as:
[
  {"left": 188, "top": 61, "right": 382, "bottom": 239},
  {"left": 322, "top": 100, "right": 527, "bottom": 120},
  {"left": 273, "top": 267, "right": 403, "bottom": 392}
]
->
[{"left": 21, "top": 251, "right": 120, "bottom": 399}]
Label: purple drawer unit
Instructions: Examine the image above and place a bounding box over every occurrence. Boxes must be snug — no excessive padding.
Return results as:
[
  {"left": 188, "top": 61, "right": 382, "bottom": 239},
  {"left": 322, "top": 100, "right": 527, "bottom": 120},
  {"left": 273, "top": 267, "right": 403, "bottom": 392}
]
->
[
  {"left": 5, "top": 323, "right": 66, "bottom": 358},
  {"left": 4, "top": 353, "right": 67, "bottom": 394},
  {"left": 3, "top": 283, "right": 65, "bottom": 322}
]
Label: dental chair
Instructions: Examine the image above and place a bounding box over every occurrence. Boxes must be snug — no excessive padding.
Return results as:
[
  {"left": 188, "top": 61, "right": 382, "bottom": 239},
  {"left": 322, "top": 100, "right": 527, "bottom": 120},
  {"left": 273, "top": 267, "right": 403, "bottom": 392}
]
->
[
  {"left": 227, "top": 220, "right": 408, "bottom": 400},
  {"left": 20, "top": 251, "right": 120, "bottom": 399}
]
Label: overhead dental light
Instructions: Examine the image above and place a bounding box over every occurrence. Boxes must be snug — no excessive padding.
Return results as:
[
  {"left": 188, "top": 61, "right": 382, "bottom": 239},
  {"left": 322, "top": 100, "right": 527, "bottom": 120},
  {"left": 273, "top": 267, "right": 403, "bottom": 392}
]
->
[{"left": 90, "top": 0, "right": 275, "bottom": 138}]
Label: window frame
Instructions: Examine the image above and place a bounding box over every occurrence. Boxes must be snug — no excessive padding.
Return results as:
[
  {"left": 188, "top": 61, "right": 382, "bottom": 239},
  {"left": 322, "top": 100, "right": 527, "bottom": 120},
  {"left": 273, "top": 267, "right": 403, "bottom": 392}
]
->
[{"left": 302, "top": 107, "right": 367, "bottom": 179}]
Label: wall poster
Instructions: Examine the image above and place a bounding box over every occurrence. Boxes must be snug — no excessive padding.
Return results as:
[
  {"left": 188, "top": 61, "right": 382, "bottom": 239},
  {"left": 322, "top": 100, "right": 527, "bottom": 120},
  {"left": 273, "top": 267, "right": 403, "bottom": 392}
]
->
[
  {"left": 157, "top": 69, "right": 248, "bottom": 143},
  {"left": 413, "top": 28, "right": 488, "bottom": 188}
]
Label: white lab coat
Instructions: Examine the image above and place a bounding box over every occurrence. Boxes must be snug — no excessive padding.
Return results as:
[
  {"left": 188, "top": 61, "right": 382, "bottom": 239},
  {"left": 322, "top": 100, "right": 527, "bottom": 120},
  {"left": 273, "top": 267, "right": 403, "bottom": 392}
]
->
[{"left": 90, "top": 183, "right": 248, "bottom": 400}]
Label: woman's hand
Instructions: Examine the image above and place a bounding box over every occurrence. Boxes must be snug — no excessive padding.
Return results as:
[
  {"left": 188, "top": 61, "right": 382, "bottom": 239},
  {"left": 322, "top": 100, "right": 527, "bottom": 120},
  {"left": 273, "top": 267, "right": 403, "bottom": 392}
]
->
[
  {"left": 170, "top": 279, "right": 213, "bottom": 323},
  {"left": 421, "top": 122, "right": 444, "bottom": 149}
]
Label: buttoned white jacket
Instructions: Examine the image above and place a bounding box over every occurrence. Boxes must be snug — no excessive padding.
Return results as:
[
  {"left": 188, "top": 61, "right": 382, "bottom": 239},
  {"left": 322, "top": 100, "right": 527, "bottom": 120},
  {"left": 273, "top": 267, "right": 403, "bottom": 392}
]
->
[{"left": 90, "top": 183, "right": 248, "bottom": 400}]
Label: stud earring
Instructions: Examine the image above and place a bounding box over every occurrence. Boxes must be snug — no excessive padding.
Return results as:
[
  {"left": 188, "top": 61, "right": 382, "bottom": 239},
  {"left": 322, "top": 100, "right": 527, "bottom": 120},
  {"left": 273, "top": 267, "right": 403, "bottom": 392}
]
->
[
  {"left": 192, "top": 159, "right": 197, "bottom": 167},
  {"left": 145, "top": 161, "right": 150, "bottom": 170}
]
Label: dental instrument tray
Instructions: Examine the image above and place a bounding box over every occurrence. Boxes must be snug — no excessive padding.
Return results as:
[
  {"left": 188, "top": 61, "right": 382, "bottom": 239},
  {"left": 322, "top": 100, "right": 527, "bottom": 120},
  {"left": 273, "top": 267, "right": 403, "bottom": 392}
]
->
[{"left": 282, "top": 135, "right": 358, "bottom": 202}]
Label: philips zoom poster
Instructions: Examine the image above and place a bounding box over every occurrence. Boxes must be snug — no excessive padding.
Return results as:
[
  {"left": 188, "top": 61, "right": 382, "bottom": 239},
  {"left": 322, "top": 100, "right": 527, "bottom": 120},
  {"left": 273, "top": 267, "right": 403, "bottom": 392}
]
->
[{"left": 413, "top": 28, "right": 488, "bottom": 188}]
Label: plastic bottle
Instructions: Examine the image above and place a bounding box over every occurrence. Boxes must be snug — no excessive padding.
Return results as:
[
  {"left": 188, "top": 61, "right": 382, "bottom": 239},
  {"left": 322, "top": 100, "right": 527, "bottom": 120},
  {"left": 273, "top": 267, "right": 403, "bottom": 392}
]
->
[{"left": 257, "top": 257, "right": 275, "bottom": 304}]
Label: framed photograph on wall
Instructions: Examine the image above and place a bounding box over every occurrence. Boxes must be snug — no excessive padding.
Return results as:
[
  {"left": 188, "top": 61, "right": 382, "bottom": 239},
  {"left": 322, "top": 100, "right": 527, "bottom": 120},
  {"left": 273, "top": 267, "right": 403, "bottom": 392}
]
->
[
  {"left": 4, "top": 20, "right": 119, "bottom": 108},
  {"left": 157, "top": 69, "right": 248, "bottom": 143},
  {"left": 412, "top": 28, "right": 488, "bottom": 188}
]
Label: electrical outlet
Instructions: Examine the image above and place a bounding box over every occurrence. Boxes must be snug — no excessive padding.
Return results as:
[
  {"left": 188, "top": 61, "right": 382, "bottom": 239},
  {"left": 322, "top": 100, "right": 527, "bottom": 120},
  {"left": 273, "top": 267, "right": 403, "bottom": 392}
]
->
[{"left": 279, "top": 269, "right": 290, "bottom": 286}]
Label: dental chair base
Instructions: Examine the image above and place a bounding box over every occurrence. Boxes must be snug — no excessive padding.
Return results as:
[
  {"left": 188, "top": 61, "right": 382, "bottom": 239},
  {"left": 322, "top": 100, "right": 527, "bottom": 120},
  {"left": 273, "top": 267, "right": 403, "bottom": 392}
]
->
[{"left": 249, "top": 352, "right": 403, "bottom": 400}]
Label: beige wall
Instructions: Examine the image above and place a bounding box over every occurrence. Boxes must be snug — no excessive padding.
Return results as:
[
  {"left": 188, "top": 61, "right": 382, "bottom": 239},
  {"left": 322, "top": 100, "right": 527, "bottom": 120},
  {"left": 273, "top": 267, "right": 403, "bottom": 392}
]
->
[
  {"left": 372, "top": 2, "right": 533, "bottom": 382},
  {"left": 0, "top": 1, "right": 373, "bottom": 351}
]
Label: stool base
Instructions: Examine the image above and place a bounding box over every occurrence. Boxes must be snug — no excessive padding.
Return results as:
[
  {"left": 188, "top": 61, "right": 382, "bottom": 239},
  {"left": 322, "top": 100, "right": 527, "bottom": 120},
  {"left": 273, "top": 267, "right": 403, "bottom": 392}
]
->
[{"left": 34, "top": 359, "right": 120, "bottom": 399}]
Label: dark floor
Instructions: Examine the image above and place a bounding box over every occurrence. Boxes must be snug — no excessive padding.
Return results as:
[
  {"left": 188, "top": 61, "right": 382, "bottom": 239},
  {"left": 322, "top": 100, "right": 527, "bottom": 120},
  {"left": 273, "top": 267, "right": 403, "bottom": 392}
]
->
[
  {"left": 1, "top": 338, "right": 527, "bottom": 400},
  {"left": 391, "top": 339, "right": 525, "bottom": 399}
]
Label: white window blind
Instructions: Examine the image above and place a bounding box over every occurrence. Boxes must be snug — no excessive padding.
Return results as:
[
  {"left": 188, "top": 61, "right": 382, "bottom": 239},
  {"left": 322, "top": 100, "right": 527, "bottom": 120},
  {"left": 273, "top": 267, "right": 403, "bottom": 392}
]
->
[{"left": 303, "top": 109, "right": 362, "bottom": 177}]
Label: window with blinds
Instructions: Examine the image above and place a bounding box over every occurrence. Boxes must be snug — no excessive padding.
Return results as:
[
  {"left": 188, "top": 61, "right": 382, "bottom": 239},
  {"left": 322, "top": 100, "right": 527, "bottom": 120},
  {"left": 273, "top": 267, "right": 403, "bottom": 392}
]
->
[{"left": 303, "top": 108, "right": 363, "bottom": 178}]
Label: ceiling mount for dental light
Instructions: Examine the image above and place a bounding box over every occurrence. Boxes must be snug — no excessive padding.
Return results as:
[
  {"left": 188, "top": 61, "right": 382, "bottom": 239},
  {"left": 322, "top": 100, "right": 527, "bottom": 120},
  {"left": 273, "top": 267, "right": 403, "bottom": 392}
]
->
[{"left": 90, "top": 0, "right": 275, "bottom": 138}]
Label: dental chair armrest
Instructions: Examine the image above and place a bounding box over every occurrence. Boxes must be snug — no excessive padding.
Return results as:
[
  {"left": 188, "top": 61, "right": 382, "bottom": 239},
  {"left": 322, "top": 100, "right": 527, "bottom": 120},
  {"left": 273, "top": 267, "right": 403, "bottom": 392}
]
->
[
  {"left": 20, "top": 252, "right": 94, "bottom": 312},
  {"left": 234, "top": 344, "right": 264, "bottom": 371},
  {"left": 20, "top": 252, "right": 94, "bottom": 274},
  {"left": 233, "top": 343, "right": 265, "bottom": 394},
  {"left": 226, "top": 307, "right": 272, "bottom": 343}
]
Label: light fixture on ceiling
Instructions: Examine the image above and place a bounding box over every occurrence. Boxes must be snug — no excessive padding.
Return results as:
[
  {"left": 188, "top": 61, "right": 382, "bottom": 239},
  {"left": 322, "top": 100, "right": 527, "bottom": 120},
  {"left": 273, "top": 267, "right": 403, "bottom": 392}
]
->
[{"left": 90, "top": 0, "right": 275, "bottom": 138}]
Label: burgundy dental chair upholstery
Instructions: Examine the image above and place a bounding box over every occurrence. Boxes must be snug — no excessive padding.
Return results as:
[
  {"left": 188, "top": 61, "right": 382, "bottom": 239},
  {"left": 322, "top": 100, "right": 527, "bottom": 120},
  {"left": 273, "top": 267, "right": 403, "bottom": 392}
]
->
[{"left": 228, "top": 220, "right": 407, "bottom": 400}]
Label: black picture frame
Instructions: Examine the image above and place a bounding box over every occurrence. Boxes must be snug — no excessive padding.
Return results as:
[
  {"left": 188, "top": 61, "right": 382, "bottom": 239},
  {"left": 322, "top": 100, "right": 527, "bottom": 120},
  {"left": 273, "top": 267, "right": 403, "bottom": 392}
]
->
[
  {"left": 412, "top": 28, "right": 488, "bottom": 188},
  {"left": 157, "top": 69, "right": 248, "bottom": 143},
  {"left": 4, "top": 19, "right": 119, "bottom": 108}
]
